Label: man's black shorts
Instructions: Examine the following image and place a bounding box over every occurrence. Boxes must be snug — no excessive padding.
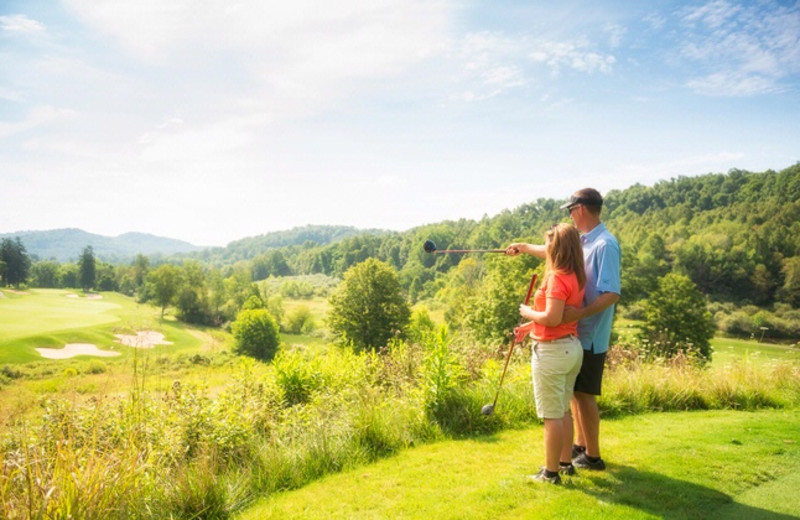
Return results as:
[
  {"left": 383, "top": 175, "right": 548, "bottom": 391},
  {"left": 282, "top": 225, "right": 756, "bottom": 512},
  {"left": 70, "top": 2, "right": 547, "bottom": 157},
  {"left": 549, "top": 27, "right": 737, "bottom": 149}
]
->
[{"left": 574, "top": 345, "right": 606, "bottom": 395}]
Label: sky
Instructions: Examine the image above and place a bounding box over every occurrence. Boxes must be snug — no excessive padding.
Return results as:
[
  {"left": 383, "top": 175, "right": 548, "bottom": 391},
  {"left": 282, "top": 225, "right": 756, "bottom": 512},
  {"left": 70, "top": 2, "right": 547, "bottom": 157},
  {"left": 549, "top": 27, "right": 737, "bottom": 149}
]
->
[{"left": 1, "top": 1, "right": 799, "bottom": 247}]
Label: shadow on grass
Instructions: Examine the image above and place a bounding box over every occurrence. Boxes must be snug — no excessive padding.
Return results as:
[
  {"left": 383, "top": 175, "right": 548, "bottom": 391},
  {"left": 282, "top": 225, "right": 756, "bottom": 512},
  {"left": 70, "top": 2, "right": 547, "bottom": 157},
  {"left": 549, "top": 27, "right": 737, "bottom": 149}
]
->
[{"left": 580, "top": 465, "right": 796, "bottom": 520}]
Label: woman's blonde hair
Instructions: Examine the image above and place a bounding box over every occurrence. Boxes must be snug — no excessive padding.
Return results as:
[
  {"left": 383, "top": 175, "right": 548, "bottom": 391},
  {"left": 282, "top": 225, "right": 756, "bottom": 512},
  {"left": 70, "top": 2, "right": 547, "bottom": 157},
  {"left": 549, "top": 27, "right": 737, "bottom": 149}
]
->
[{"left": 545, "top": 223, "right": 586, "bottom": 289}]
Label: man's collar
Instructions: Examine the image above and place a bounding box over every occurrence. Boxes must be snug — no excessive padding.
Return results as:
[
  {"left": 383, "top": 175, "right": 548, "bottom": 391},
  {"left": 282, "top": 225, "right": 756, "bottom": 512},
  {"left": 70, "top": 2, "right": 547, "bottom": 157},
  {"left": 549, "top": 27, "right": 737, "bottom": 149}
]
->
[{"left": 581, "top": 222, "right": 607, "bottom": 243}]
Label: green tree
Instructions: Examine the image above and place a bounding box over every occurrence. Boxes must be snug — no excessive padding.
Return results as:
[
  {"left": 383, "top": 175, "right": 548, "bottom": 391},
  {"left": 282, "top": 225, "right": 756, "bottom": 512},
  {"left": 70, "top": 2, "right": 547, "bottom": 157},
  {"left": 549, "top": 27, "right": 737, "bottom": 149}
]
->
[
  {"left": 0, "top": 237, "right": 32, "bottom": 288},
  {"left": 777, "top": 256, "right": 800, "bottom": 307},
  {"left": 78, "top": 246, "right": 96, "bottom": 291},
  {"left": 59, "top": 263, "right": 79, "bottom": 288},
  {"left": 640, "top": 273, "right": 715, "bottom": 362},
  {"left": 231, "top": 308, "right": 281, "bottom": 361},
  {"left": 132, "top": 254, "right": 150, "bottom": 289},
  {"left": 147, "top": 264, "right": 181, "bottom": 318},
  {"left": 31, "top": 261, "right": 60, "bottom": 288},
  {"left": 463, "top": 255, "right": 539, "bottom": 344},
  {"left": 327, "top": 258, "right": 411, "bottom": 351}
]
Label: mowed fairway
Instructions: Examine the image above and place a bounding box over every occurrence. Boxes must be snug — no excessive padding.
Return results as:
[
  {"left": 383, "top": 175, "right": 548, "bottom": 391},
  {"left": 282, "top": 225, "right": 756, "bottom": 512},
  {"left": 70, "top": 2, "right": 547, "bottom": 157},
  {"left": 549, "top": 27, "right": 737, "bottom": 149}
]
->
[{"left": 0, "top": 289, "right": 200, "bottom": 363}]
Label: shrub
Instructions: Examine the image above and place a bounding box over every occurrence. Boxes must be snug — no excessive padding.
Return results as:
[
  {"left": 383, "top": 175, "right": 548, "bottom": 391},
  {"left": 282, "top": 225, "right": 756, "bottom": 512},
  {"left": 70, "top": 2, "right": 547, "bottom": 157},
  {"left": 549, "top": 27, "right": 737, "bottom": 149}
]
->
[
  {"left": 231, "top": 309, "right": 281, "bottom": 362},
  {"left": 284, "top": 305, "right": 316, "bottom": 335},
  {"left": 406, "top": 306, "right": 436, "bottom": 346},
  {"left": 272, "top": 350, "right": 323, "bottom": 406},
  {"left": 640, "top": 273, "right": 715, "bottom": 361},
  {"left": 85, "top": 360, "right": 107, "bottom": 374}
]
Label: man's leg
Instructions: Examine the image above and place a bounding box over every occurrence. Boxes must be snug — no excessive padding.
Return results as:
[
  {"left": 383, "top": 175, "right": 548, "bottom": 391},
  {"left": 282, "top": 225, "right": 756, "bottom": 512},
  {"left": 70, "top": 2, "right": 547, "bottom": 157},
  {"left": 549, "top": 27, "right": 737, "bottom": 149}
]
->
[
  {"left": 570, "top": 397, "right": 585, "bottom": 450},
  {"left": 573, "top": 390, "right": 600, "bottom": 457}
]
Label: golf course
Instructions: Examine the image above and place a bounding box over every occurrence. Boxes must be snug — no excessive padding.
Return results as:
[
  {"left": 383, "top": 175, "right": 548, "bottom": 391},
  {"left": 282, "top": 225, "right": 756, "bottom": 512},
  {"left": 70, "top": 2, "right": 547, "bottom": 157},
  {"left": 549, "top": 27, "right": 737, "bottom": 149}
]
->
[{"left": 1, "top": 286, "right": 799, "bottom": 519}]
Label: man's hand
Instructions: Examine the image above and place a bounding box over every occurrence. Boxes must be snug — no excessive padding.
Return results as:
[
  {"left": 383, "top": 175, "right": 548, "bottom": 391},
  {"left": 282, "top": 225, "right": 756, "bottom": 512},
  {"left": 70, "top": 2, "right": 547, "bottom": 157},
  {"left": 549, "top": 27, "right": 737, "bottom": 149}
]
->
[{"left": 562, "top": 305, "right": 583, "bottom": 324}]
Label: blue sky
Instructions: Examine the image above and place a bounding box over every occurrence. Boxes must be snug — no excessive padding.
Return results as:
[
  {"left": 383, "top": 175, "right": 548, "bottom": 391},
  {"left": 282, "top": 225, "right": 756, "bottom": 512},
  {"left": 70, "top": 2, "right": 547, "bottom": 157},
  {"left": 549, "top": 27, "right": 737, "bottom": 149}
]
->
[{"left": 1, "top": 0, "right": 798, "bottom": 246}]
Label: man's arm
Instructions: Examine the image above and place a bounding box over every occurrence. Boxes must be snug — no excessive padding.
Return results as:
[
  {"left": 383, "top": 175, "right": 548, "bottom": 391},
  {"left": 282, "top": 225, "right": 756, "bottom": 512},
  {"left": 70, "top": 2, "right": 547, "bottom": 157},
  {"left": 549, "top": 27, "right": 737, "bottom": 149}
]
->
[
  {"left": 562, "top": 292, "right": 619, "bottom": 323},
  {"left": 506, "top": 242, "right": 546, "bottom": 259}
]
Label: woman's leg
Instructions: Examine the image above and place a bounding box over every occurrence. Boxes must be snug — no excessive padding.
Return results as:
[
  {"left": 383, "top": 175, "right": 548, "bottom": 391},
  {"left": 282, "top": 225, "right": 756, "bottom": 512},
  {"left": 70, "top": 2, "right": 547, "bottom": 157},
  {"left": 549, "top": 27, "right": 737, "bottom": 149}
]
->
[{"left": 543, "top": 417, "right": 563, "bottom": 472}]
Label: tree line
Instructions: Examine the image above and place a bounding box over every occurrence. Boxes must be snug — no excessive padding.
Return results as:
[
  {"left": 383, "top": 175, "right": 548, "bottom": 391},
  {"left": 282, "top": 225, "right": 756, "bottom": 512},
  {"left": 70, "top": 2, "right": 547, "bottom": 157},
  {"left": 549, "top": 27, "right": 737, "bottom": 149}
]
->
[{"left": 3, "top": 163, "right": 798, "bottom": 341}]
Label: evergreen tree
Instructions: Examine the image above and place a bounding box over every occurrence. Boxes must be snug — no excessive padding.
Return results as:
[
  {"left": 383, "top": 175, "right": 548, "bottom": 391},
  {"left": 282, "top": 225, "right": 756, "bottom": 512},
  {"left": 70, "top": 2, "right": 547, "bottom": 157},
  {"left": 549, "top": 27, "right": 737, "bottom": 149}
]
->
[
  {"left": 0, "top": 237, "right": 32, "bottom": 288},
  {"left": 78, "top": 246, "right": 96, "bottom": 291}
]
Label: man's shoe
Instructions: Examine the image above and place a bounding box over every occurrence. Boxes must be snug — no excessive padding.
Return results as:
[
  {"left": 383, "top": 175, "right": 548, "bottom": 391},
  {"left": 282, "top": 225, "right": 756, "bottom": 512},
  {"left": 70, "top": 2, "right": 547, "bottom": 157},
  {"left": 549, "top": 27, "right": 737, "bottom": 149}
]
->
[
  {"left": 559, "top": 463, "right": 576, "bottom": 476},
  {"left": 573, "top": 452, "right": 606, "bottom": 470},
  {"left": 571, "top": 444, "right": 586, "bottom": 459},
  {"left": 526, "top": 468, "right": 562, "bottom": 484}
]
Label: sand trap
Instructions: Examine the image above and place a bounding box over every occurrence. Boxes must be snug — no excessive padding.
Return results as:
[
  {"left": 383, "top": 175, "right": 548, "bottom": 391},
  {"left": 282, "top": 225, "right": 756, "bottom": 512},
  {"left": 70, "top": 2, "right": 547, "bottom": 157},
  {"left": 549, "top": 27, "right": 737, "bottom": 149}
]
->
[
  {"left": 114, "top": 331, "right": 172, "bottom": 349},
  {"left": 65, "top": 293, "right": 103, "bottom": 299},
  {"left": 37, "top": 343, "right": 121, "bottom": 359},
  {"left": 0, "top": 291, "right": 5, "bottom": 298}
]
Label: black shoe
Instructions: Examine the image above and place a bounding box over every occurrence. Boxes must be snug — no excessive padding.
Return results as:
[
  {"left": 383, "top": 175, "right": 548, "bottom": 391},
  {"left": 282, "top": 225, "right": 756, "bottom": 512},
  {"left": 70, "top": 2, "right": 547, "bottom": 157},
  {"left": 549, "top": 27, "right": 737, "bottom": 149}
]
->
[
  {"left": 571, "top": 444, "right": 586, "bottom": 459},
  {"left": 559, "top": 463, "right": 576, "bottom": 476},
  {"left": 572, "top": 452, "right": 606, "bottom": 470},
  {"left": 526, "top": 468, "right": 562, "bottom": 484}
]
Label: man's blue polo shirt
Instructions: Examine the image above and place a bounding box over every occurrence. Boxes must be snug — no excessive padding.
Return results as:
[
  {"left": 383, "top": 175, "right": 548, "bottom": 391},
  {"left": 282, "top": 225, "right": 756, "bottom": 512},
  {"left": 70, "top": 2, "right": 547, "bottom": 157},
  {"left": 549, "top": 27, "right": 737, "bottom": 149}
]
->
[{"left": 577, "top": 223, "right": 621, "bottom": 354}]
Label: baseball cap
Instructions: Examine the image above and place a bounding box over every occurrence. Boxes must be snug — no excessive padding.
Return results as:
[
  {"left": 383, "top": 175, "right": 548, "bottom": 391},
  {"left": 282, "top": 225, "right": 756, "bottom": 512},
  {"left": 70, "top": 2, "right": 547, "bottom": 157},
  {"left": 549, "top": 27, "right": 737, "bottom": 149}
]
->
[{"left": 559, "top": 190, "right": 603, "bottom": 210}]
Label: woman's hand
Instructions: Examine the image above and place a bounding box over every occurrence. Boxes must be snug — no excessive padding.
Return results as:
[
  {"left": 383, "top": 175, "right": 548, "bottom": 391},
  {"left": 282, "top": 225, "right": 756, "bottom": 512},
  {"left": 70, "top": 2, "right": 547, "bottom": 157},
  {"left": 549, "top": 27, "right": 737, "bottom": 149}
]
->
[
  {"left": 513, "top": 322, "right": 535, "bottom": 343},
  {"left": 519, "top": 303, "right": 535, "bottom": 321}
]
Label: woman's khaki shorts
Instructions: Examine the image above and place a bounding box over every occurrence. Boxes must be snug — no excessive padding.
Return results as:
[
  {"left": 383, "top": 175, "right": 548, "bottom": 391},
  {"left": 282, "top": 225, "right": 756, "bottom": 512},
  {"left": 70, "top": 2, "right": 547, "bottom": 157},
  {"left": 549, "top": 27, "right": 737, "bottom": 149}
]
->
[{"left": 531, "top": 336, "right": 583, "bottom": 419}]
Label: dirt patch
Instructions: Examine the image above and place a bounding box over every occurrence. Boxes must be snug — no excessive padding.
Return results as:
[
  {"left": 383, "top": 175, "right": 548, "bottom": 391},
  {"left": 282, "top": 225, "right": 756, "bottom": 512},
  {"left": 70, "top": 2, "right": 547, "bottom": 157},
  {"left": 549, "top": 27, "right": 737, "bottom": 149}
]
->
[
  {"left": 37, "top": 344, "right": 121, "bottom": 359},
  {"left": 114, "top": 331, "right": 173, "bottom": 349}
]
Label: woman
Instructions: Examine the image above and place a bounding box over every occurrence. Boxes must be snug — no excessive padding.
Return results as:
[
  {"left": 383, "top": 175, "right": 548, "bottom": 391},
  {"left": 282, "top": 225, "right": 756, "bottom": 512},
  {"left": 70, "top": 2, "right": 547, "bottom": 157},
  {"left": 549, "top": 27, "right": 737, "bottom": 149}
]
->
[{"left": 515, "top": 223, "right": 586, "bottom": 484}]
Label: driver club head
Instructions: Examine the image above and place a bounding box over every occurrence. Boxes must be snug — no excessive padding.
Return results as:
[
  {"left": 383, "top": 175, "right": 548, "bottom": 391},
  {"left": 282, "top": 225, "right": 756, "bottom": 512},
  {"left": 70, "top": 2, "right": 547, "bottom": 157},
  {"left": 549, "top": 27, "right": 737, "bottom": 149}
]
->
[
  {"left": 423, "top": 240, "right": 437, "bottom": 254},
  {"left": 480, "top": 403, "right": 494, "bottom": 416}
]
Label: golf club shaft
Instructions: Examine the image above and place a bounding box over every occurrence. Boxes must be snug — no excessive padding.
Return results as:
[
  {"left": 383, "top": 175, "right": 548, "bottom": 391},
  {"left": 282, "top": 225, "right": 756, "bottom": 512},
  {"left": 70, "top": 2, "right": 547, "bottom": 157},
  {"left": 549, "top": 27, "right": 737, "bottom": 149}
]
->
[
  {"left": 432, "top": 249, "right": 506, "bottom": 254},
  {"left": 491, "top": 273, "right": 538, "bottom": 408}
]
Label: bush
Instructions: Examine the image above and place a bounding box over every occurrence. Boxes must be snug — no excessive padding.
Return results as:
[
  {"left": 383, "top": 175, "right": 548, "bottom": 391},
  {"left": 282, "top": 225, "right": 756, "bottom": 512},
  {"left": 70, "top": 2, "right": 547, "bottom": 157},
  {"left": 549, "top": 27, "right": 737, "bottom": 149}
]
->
[
  {"left": 231, "top": 309, "right": 281, "bottom": 362},
  {"left": 272, "top": 350, "right": 323, "bottom": 406},
  {"left": 640, "top": 273, "right": 715, "bottom": 361},
  {"left": 85, "top": 360, "right": 107, "bottom": 374},
  {"left": 284, "top": 305, "right": 315, "bottom": 335}
]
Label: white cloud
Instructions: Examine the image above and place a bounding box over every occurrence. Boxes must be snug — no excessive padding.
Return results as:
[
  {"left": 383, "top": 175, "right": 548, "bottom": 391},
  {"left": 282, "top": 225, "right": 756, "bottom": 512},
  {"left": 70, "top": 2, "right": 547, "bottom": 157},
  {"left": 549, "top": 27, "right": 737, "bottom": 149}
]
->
[
  {"left": 63, "top": 0, "right": 454, "bottom": 113},
  {"left": 603, "top": 23, "right": 625, "bottom": 48},
  {"left": 686, "top": 71, "right": 778, "bottom": 96},
  {"left": 680, "top": 0, "right": 800, "bottom": 95},
  {"left": 529, "top": 40, "right": 615, "bottom": 75},
  {"left": 0, "top": 14, "right": 45, "bottom": 33}
]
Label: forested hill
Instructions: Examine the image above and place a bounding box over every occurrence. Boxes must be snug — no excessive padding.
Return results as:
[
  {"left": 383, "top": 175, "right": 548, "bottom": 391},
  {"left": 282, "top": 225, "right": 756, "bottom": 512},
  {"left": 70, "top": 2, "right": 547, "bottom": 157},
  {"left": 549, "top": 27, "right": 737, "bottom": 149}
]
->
[
  {"left": 206, "top": 163, "right": 799, "bottom": 307},
  {"left": 0, "top": 229, "right": 202, "bottom": 262},
  {"left": 184, "top": 225, "right": 389, "bottom": 264}
]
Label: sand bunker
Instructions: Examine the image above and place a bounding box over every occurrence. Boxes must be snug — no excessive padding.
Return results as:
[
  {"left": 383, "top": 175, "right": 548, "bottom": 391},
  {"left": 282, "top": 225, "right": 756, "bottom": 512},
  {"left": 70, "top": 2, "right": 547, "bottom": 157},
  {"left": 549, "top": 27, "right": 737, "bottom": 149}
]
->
[
  {"left": 37, "top": 344, "right": 121, "bottom": 359},
  {"left": 66, "top": 293, "right": 103, "bottom": 299},
  {"left": 0, "top": 291, "right": 5, "bottom": 298},
  {"left": 114, "top": 331, "right": 172, "bottom": 349}
]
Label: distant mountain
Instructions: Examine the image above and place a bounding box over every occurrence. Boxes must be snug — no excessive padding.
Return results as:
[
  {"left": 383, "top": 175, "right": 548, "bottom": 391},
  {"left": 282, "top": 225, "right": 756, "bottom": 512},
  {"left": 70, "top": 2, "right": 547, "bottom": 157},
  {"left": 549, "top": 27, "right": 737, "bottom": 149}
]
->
[
  {"left": 0, "top": 228, "right": 204, "bottom": 262},
  {"left": 183, "top": 225, "right": 390, "bottom": 263}
]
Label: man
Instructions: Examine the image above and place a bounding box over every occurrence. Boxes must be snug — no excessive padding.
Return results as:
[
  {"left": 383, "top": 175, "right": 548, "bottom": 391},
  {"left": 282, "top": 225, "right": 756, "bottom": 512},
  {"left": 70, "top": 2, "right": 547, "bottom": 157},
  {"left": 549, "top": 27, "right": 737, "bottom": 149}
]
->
[{"left": 506, "top": 188, "right": 620, "bottom": 471}]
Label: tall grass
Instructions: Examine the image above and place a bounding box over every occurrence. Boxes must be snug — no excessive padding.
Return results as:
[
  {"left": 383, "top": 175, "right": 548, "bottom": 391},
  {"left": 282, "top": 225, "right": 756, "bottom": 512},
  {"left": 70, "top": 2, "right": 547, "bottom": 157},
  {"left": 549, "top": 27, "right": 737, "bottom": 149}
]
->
[{"left": 1, "top": 335, "right": 799, "bottom": 519}]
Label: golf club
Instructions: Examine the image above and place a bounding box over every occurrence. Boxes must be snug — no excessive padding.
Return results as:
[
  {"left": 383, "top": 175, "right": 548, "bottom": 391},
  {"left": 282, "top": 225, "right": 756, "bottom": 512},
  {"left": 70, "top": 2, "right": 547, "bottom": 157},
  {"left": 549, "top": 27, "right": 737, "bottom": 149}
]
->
[
  {"left": 423, "top": 239, "right": 505, "bottom": 254},
  {"left": 481, "top": 273, "right": 538, "bottom": 416}
]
